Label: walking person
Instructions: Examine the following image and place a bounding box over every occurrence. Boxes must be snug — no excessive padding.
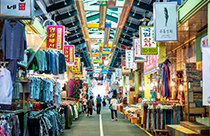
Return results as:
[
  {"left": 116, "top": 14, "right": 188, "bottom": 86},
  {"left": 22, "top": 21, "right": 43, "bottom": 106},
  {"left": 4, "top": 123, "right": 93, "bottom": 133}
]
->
[
  {"left": 87, "top": 96, "right": 94, "bottom": 117},
  {"left": 103, "top": 96, "right": 106, "bottom": 107},
  {"left": 82, "top": 96, "right": 87, "bottom": 113},
  {"left": 96, "top": 94, "right": 102, "bottom": 115},
  {"left": 110, "top": 95, "right": 118, "bottom": 121}
]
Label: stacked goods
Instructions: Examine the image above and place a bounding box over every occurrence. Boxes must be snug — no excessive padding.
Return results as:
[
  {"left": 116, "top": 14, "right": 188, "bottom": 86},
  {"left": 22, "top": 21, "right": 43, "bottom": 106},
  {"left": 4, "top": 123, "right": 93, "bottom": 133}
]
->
[{"left": 183, "top": 63, "right": 205, "bottom": 120}]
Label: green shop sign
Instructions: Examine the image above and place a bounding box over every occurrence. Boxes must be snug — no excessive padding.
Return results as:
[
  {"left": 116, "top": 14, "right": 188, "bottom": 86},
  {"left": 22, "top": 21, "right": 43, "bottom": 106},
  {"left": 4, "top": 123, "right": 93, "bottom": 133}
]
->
[{"left": 140, "top": 26, "right": 157, "bottom": 55}]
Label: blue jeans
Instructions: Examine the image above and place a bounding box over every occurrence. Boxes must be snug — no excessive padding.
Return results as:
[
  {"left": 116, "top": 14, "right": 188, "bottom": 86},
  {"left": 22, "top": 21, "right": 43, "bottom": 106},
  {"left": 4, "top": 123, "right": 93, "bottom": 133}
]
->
[{"left": 111, "top": 110, "right": 117, "bottom": 119}]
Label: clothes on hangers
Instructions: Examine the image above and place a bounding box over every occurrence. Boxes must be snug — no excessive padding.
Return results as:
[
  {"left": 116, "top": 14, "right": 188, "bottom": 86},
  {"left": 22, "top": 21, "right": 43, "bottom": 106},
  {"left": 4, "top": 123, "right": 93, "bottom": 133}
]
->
[
  {"left": 141, "top": 102, "right": 184, "bottom": 130},
  {"left": 0, "top": 114, "right": 20, "bottom": 136},
  {"left": 24, "top": 109, "right": 62, "bottom": 136},
  {"left": 0, "top": 67, "right": 13, "bottom": 105},
  {"left": 28, "top": 77, "right": 62, "bottom": 107},
  {"left": 0, "top": 21, "right": 27, "bottom": 61},
  {"left": 27, "top": 49, "right": 66, "bottom": 75}
]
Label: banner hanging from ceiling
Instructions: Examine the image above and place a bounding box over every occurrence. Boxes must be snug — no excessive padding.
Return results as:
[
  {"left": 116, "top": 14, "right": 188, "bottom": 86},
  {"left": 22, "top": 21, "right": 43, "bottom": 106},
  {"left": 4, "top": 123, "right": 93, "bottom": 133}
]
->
[
  {"left": 133, "top": 38, "right": 147, "bottom": 62},
  {"left": 72, "top": 58, "right": 80, "bottom": 73},
  {"left": 126, "top": 50, "right": 133, "bottom": 69},
  {"left": 115, "top": 68, "right": 122, "bottom": 78},
  {"left": 158, "top": 43, "right": 166, "bottom": 64},
  {"left": 47, "top": 26, "right": 64, "bottom": 50},
  {"left": 140, "top": 26, "right": 157, "bottom": 55},
  {"left": 75, "top": 63, "right": 83, "bottom": 77},
  {"left": 122, "top": 57, "right": 131, "bottom": 74},
  {"left": 154, "top": 2, "right": 177, "bottom": 41},
  {"left": 0, "top": 0, "right": 34, "bottom": 19},
  {"left": 144, "top": 55, "right": 157, "bottom": 75},
  {"left": 202, "top": 47, "right": 210, "bottom": 106},
  {"left": 64, "top": 45, "right": 75, "bottom": 63}
]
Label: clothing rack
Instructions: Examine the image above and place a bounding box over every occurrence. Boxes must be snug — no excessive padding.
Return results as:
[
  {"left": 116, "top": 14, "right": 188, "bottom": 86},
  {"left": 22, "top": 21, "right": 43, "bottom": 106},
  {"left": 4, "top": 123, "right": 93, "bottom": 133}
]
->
[
  {"left": 0, "top": 109, "right": 30, "bottom": 114},
  {"left": 33, "top": 106, "right": 56, "bottom": 117},
  {"left": 144, "top": 100, "right": 182, "bottom": 105}
]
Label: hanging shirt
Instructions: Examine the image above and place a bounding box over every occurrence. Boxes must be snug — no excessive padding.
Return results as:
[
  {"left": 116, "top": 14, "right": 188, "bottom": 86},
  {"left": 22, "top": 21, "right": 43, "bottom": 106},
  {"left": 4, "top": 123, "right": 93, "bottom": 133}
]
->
[
  {"left": 0, "top": 21, "right": 27, "bottom": 61},
  {"left": 0, "top": 67, "right": 13, "bottom": 105}
]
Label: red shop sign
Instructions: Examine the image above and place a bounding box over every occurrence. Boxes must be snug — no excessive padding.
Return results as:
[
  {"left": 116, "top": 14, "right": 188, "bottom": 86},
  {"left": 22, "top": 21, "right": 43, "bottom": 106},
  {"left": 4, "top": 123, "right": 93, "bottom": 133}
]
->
[{"left": 144, "top": 55, "right": 157, "bottom": 72}]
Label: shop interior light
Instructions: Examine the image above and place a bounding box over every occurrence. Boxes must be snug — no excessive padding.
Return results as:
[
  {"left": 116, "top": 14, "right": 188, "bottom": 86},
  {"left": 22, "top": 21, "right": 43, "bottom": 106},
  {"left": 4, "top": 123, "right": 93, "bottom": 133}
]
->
[
  {"left": 179, "top": 84, "right": 183, "bottom": 91},
  {"left": 155, "top": 82, "right": 157, "bottom": 86},
  {"left": 143, "top": 86, "right": 145, "bottom": 91},
  {"left": 150, "top": 83, "right": 154, "bottom": 88},
  {"left": 146, "top": 83, "right": 149, "bottom": 88},
  {"left": 171, "top": 81, "right": 174, "bottom": 87},
  {"left": 139, "top": 86, "right": 142, "bottom": 91}
]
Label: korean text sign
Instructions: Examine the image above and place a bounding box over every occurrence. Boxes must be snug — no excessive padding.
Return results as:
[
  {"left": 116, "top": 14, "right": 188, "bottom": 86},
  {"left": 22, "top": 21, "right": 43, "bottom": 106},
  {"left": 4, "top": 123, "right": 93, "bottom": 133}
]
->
[
  {"left": 133, "top": 38, "right": 147, "bottom": 62},
  {"left": 122, "top": 57, "right": 131, "bottom": 73},
  {"left": 144, "top": 55, "right": 157, "bottom": 73},
  {"left": 0, "top": 0, "right": 34, "bottom": 18},
  {"left": 154, "top": 2, "right": 177, "bottom": 41},
  {"left": 115, "top": 68, "right": 122, "bottom": 78},
  {"left": 64, "top": 45, "right": 75, "bottom": 63},
  {"left": 140, "top": 26, "right": 157, "bottom": 55},
  {"left": 47, "top": 26, "right": 64, "bottom": 50},
  {"left": 126, "top": 50, "right": 133, "bottom": 69},
  {"left": 72, "top": 58, "right": 80, "bottom": 73}
]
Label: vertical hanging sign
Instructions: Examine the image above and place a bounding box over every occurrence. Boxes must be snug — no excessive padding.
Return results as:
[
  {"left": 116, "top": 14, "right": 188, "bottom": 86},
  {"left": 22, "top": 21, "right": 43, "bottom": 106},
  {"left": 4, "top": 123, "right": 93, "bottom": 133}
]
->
[
  {"left": 154, "top": 2, "right": 177, "bottom": 41},
  {"left": 72, "top": 58, "right": 80, "bottom": 73},
  {"left": 133, "top": 38, "right": 147, "bottom": 62},
  {"left": 202, "top": 47, "right": 210, "bottom": 106},
  {"left": 144, "top": 55, "right": 157, "bottom": 75},
  {"left": 64, "top": 45, "right": 75, "bottom": 63},
  {"left": 115, "top": 68, "right": 122, "bottom": 78},
  {"left": 126, "top": 50, "right": 133, "bottom": 69},
  {"left": 140, "top": 26, "right": 157, "bottom": 55},
  {"left": 47, "top": 26, "right": 64, "bottom": 50}
]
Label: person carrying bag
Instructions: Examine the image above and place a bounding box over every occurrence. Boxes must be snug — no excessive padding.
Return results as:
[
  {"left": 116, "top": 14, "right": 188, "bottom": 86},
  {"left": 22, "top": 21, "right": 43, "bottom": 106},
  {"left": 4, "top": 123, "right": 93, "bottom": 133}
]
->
[{"left": 110, "top": 95, "right": 118, "bottom": 121}]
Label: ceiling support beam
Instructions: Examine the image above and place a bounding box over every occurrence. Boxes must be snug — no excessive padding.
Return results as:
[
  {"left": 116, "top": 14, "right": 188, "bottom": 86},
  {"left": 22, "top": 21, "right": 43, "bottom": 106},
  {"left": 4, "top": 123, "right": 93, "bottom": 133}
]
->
[
  {"left": 47, "top": 0, "right": 75, "bottom": 13},
  {"left": 132, "top": 0, "right": 153, "bottom": 12},
  {"left": 65, "top": 21, "right": 80, "bottom": 28},
  {"left": 87, "top": 13, "right": 118, "bottom": 23},
  {"left": 55, "top": 10, "right": 77, "bottom": 22},
  {"left": 67, "top": 33, "right": 83, "bottom": 41},
  {"left": 108, "top": 0, "right": 134, "bottom": 68},
  {"left": 104, "top": 28, "right": 111, "bottom": 47},
  {"left": 99, "top": 4, "right": 107, "bottom": 28},
  {"left": 74, "top": 0, "right": 94, "bottom": 69},
  {"left": 36, "top": 0, "right": 51, "bottom": 19}
]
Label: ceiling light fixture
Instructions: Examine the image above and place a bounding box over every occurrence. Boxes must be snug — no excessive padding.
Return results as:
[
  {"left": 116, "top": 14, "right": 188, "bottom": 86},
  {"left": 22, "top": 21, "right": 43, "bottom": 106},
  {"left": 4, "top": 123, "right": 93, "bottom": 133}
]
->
[
  {"left": 133, "top": 9, "right": 136, "bottom": 16},
  {"left": 64, "top": 0, "right": 67, "bottom": 5},
  {"left": 137, "top": 0, "right": 141, "bottom": 5}
]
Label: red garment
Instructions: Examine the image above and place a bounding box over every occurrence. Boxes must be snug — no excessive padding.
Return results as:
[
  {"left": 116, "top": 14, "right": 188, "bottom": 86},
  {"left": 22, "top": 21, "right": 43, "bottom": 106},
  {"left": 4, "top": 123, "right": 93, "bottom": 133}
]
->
[
  {"left": 166, "top": 65, "right": 171, "bottom": 97},
  {"left": 162, "top": 66, "right": 165, "bottom": 97},
  {"left": 0, "top": 126, "right": 6, "bottom": 136},
  {"left": 158, "top": 108, "right": 160, "bottom": 129},
  {"left": 33, "top": 104, "right": 40, "bottom": 111}
]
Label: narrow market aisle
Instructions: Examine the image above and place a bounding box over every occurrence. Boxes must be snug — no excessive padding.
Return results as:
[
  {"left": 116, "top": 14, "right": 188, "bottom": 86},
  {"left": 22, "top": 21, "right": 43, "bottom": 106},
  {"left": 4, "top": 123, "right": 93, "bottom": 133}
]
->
[
  {"left": 63, "top": 110, "right": 100, "bottom": 136},
  {"left": 102, "top": 107, "right": 149, "bottom": 136},
  {"left": 64, "top": 107, "right": 149, "bottom": 136}
]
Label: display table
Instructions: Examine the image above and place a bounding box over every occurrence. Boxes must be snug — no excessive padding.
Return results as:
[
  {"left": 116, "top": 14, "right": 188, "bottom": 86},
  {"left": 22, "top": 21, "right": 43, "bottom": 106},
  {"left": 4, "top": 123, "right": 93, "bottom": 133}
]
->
[
  {"left": 180, "top": 121, "right": 209, "bottom": 135},
  {"left": 167, "top": 125, "right": 202, "bottom": 136}
]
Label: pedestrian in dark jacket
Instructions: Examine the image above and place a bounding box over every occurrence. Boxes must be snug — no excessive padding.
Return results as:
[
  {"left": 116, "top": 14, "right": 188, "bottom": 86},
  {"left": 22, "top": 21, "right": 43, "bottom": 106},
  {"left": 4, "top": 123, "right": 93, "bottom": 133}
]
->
[{"left": 87, "top": 96, "right": 94, "bottom": 117}]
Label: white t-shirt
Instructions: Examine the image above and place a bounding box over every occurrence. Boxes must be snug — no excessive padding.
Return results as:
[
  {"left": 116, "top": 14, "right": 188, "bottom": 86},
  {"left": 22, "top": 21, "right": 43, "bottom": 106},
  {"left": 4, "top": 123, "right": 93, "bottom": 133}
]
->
[
  {"left": 110, "top": 98, "right": 118, "bottom": 110},
  {"left": 83, "top": 99, "right": 87, "bottom": 105}
]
